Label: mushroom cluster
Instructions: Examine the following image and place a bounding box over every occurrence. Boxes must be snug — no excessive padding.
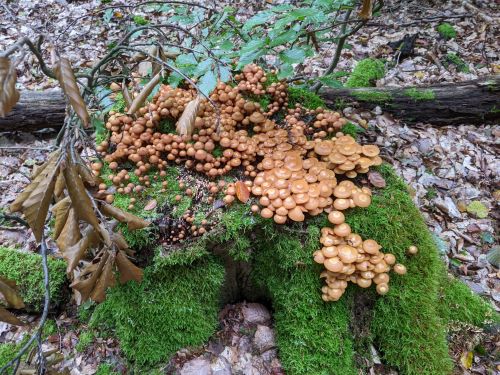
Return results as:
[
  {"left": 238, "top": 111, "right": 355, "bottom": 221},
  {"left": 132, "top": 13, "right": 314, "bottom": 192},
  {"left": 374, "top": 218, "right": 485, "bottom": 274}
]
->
[{"left": 313, "top": 211, "right": 407, "bottom": 301}]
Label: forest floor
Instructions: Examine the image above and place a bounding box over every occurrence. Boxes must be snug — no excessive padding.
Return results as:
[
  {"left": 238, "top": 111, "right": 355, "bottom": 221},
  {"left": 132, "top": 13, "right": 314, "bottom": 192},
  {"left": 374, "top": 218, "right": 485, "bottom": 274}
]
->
[{"left": 0, "top": 0, "right": 498, "bottom": 374}]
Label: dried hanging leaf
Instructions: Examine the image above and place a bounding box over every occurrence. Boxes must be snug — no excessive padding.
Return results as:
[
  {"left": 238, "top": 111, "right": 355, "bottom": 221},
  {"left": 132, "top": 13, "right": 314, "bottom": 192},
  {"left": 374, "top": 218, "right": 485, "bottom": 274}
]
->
[
  {"left": 122, "top": 81, "right": 132, "bottom": 109},
  {"left": 112, "top": 231, "right": 129, "bottom": 250},
  {"left": 51, "top": 196, "right": 71, "bottom": 240},
  {"left": 359, "top": 0, "right": 373, "bottom": 20},
  {"left": 0, "top": 277, "right": 25, "bottom": 309},
  {"left": 71, "top": 251, "right": 109, "bottom": 303},
  {"left": 127, "top": 71, "right": 162, "bottom": 115},
  {"left": 54, "top": 169, "right": 66, "bottom": 199},
  {"left": 63, "top": 157, "right": 100, "bottom": 232},
  {"left": 176, "top": 95, "right": 201, "bottom": 137},
  {"left": 56, "top": 208, "right": 81, "bottom": 252},
  {"left": 63, "top": 225, "right": 100, "bottom": 273},
  {"left": 0, "top": 57, "right": 20, "bottom": 117},
  {"left": 10, "top": 151, "right": 60, "bottom": 213},
  {"left": 22, "top": 162, "right": 59, "bottom": 242},
  {"left": 100, "top": 202, "right": 149, "bottom": 230},
  {"left": 235, "top": 181, "right": 250, "bottom": 203},
  {"left": 115, "top": 250, "right": 143, "bottom": 284},
  {"left": 54, "top": 58, "right": 90, "bottom": 128},
  {"left": 76, "top": 153, "right": 98, "bottom": 187},
  {"left": 0, "top": 307, "right": 24, "bottom": 326},
  {"left": 90, "top": 253, "right": 116, "bottom": 302},
  {"left": 368, "top": 171, "right": 386, "bottom": 188}
]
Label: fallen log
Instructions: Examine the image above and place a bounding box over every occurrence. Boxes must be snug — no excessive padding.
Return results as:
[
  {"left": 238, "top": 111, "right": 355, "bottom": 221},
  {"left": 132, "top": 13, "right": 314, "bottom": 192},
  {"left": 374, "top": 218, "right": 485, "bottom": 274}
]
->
[
  {"left": 320, "top": 75, "right": 500, "bottom": 125},
  {"left": 0, "top": 89, "right": 66, "bottom": 132}
]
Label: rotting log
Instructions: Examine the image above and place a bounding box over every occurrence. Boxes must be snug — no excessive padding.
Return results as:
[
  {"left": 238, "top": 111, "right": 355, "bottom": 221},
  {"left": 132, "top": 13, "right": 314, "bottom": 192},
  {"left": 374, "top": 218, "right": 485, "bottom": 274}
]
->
[
  {"left": 0, "top": 89, "right": 66, "bottom": 131},
  {"left": 320, "top": 75, "right": 500, "bottom": 125}
]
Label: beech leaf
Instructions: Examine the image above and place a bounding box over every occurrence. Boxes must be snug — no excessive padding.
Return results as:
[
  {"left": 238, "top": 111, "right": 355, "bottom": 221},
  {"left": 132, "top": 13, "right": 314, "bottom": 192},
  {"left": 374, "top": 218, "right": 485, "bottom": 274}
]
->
[
  {"left": 0, "top": 307, "right": 24, "bottom": 326},
  {"left": 115, "top": 250, "right": 143, "bottom": 284},
  {"left": 71, "top": 251, "right": 109, "bottom": 303},
  {"left": 122, "top": 82, "right": 132, "bottom": 109},
  {"left": 22, "top": 162, "right": 59, "bottom": 242},
  {"left": 51, "top": 196, "right": 72, "bottom": 240},
  {"left": 0, "top": 57, "right": 20, "bottom": 117},
  {"left": 0, "top": 278, "right": 25, "bottom": 309},
  {"left": 235, "top": 181, "right": 250, "bottom": 203},
  {"left": 54, "top": 169, "right": 66, "bottom": 198},
  {"left": 76, "top": 153, "right": 98, "bottom": 187},
  {"left": 63, "top": 225, "right": 100, "bottom": 273},
  {"left": 368, "top": 171, "right": 386, "bottom": 188},
  {"left": 176, "top": 95, "right": 201, "bottom": 137},
  {"left": 63, "top": 156, "right": 100, "bottom": 232},
  {"left": 127, "top": 71, "right": 162, "bottom": 115},
  {"left": 56, "top": 208, "right": 81, "bottom": 252},
  {"left": 90, "top": 254, "right": 116, "bottom": 303},
  {"left": 54, "top": 58, "right": 90, "bottom": 127},
  {"left": 359, "top": 0, "right": 373, "bottom": 20},
  {"left": 100, "top": 202, "right": 149, "bottom": 230}
]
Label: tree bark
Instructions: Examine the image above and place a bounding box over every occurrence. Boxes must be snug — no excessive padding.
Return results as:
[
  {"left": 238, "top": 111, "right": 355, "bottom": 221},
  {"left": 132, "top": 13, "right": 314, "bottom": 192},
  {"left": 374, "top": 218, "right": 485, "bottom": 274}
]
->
[
  {"left": 0, "top": 89, "right": 66, "bottom": 131},
  {"left": 319, "top": 75, "right": 500, "bottom": 125}
]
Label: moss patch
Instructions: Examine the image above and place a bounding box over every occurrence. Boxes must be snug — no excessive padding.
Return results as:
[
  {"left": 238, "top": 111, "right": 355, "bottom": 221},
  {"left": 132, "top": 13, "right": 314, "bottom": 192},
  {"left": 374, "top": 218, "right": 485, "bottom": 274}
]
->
[
  {"left": 90, "top": 256, "right": 224, "bottom": 366},
  {"left": 404, "top": 88, "right": 435, "bottom": 101},
  {"left": 0, "top": 247, "right": 67, "bottom": 312},
  {"left": 444, "top": 53, "right": 470, "bottom": 73},
  {"left": 346, "top": 58, "right": 385, "bottom": 88},
  {"left": 288, "top": 86, "right": 325, "bottom": 109},
  {"left": 437, "top": 23, "right": 457, "bottom": 40},
  {"left": 353, "top": 90, "right": 392, "bottom": 103}
]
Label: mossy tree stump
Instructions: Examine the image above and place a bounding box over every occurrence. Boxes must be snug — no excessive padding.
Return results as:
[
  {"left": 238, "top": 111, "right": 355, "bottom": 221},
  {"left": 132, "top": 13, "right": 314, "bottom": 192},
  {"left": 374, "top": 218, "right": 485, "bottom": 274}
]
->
[{"left": 89, "top": 165, "right": 496, "bottom": 374}]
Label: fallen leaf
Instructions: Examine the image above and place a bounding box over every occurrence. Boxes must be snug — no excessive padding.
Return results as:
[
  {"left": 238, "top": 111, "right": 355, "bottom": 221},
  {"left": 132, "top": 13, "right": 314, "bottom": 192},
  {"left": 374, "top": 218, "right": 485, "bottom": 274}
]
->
[
  {"left": 115, "top": 250, "right": 143, "bottom": 284},
  {"left": 368, "top": 171, "right": 386, "bottom": 188},
  {"left": 235, "top": 181, "right": 250, "bottom": 203},
  {"left": 466, "top": 201, "right": 489, "bottom": 218},
  {"left": 460, "top": 351, "right": 473, "bottom": 369},
  {"left": 100, "top": 202, "right": 149, "bottom": 230},
  {"left": 144, "top": 199, "right": 157, "bottom": 211},
  {"left": 176, "top": 95, "right": 201, "bottom": 136}
]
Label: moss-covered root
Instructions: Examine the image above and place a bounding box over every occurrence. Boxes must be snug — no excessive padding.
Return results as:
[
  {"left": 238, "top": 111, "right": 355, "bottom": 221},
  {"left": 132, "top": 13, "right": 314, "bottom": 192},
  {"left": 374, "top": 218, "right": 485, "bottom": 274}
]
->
[
  {"left": 346, "top": 165, "right": 452, "bottom": 374},
  {"left": 0, "top": 247, "right": 67, "bottom": 312},
  {"left": 90, "top": 255, "right": 224, "bottom": 366},
  {"left": 253, "top": 231, "right": 357, "bottom": 375}
]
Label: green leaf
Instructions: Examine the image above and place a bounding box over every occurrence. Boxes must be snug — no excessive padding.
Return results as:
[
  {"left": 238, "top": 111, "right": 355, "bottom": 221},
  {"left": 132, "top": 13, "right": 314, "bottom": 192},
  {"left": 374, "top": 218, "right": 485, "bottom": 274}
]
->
[
  {"left": 103, "top": 9, "right": 113, "bottom": 23},
  {"left": 242, "top": 11, "right": 273, "bottom": 32},
  {"left": 219, "top": 66, "right": 231, "bottom": 82},
  {"left": 198, "top": 70, "right": 217, "bottom": 96},
  {"left": 219, "top": 40, "right": 233, "bottom": 51},
  {"left": 466, "top": 201, "right": 489, "bottom": 219},
  {"left": 277, "top": 63, "right": 294, "bottom": 80},
  {"left": 289, "top": 8, "right": 317, "bottom": 19},
  {"left": 319, "top": 76, "right": 343, "bottom": 88},
  {"left": 280, "top": 48, "right": 307, "bottom": 64},
  {"left": 176, "top": 54, "right": 197, "bottom": 66},
  {"left": 269, "top": 30, "right": 299, "bottom": 48},
  {"left": 237, "top": 49, "right": 265, "bottom": 68},
  {"left": 194, "top": 58, "right": 213, "bottom": 77},
  {"left": 240, "top": 39, "right": 267, "bottom": 55}
]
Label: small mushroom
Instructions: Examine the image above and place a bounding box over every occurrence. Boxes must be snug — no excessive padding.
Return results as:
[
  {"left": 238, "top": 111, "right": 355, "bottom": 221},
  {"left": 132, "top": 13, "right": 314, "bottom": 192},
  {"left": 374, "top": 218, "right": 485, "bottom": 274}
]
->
[
  {"left": 393, "top": 263, "right": 407, "bottom": 275},
  {"left": 407, "top": 245, "right": 418, "bottom": 255}
]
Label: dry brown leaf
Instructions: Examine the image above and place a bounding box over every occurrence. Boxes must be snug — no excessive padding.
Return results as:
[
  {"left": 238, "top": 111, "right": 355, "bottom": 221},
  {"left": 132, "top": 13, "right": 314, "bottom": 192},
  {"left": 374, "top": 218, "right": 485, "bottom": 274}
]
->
[
  {"left": 0, "top": 307, "right": 24, "bottom": 326},
  {"left": 122, "top": 82, "right": 132, "bottom": 109},
  {"left": 115, "top": 250, "right": 143, "bottom": 284},
  {"left": 100, "top": 202, "right": 149, "bottom": 230},
  {"left": 112, "top": 231, "right": 129, "bottom": 250},
  {"left": 176, "top": 95, "right": 201, "bottom": 137},
  {"left": 63, "top": 225, "right": 100, "bottom": 273},
  {"left": 54, "top": 169, "right": 66, "bottom": 199},
  {"left": 54, "top": 58, "right": 90, "bottom": 127},
  {"left": 10, "top": 152, "right": 60, "bottom": 213},
  {"left": 51, "top": 196, "right": 71, "bottom": 240},
  {"left": 235, "top": 181, "right": 250, "bottom": 203},
  {"left": 56, "top": 208, "right": 81, "bottom": 252},
  {"left": 127, "top": 71, "right": 162, "bottom": 115},
  {"left": 0, "top": 277, "right": 25, "bottom": 309},
  {"left": 90, "top": 254, "right": 116, "bottom": 303},
  {"left": 71, "top": 251, "right": 109, "bottom": 303},
  {"left": 63, "top": 156, "right": 100, "bottom": 232},
  {"left": 144, "top": 199, "right": 157, "bottom": 211},
  {"left": 0, "top": 57, "right": 20, "bottom": 117},
  {"left": 359, "top": 0, "right": 373, "bottom": 20},
  {"left": 22, "top": 161, "right": 59, "bottom": 242},
  {"left": 368, "top": 171, "right": 386, "bottom": 188},
  {"left": 76, "top": 154, "right": 98, "bottom": 187}
]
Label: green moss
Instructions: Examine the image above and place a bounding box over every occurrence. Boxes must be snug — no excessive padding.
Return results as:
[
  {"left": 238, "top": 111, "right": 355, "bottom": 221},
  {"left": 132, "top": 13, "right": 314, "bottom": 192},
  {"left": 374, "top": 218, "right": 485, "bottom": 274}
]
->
[
  {"left": 287, "top": 86, "right": 325, "bottom": 109},
  {"left": 437, "top": 274, "right": 497, "bottom": 327},
  {"left": 95, "top": 364, "right": 119, "bottom": 375},
  {"left": 346, "top": 58, "right": 385, "bottom": 88},
  {"left": 353, "top": 90, "right": 392, "bottom": 103},
  {"left": 76, "top": 331, "right": 94, "bottom": 352},
  {"left": 132, "top": 15, "right": 148, "bottom": 26},
  {"left": 0, "top": 340, "right": 25, "bottom": 368},
  {"left": 111, "top": 92, "right": 126, "bottom": 112},
  {"left": 341, "top": 122, "right": 364, "bottom": 138},
  {"left": 346, "top": 165, "right": 452, "bottom": 375},
  {"left": 404, "top": 88, "right": 435, "bottom": 101},
  {"left": 0, "top": 247, "right": 67, "bottom": 312},
  {"left": 437, "top": 23, "right": 457, "bottom": 40},
  {"left": 90, "top": 256, "right": 224, "bottom": 366},
  {"left": 157, "top": 118, "right": 176, "bottom": 134},
  {"left": 444, "top": 53, "right": 470, "bottom": 73}
]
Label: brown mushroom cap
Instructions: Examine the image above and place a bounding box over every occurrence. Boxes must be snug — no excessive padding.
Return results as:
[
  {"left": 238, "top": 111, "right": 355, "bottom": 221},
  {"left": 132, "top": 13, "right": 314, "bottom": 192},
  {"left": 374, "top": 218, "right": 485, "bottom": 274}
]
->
[
  {"left": 261, "top": 208, "right": 273, "bottom": 219},
  {"left": 363, "top": 239, "right": 381, "bottom": 254},
  {"left": 322, "top": 246, "right": 338, "bottom": 258},
  {"left": 352, "top": 192, "right": 371, "bottom": 208},
  {"left": 407, "top": 245, "right": 418, "bottom": 255},
  {"left": 327, "top": 288, "right": 344, "bottom": 301},
  {"left": 362, "top": 145, "right": 380, "bottom": 157},
  {"left": 328, "top": 210, "right": 345, "bottom": 225},
  {"left": 288, "top": 206, "right": 305, "bottom": 222},
  {"left": 313, "top": 250, "right": 325, "bottom": 264},
  {"left": 290, "top": 179, "right": 309, "bottom": 194},
  {"left": 333, "top": 185, "right": 353, "bottom": 199},
  {"left": 338, "top": 245, "right": 358, "bottom": 264},
  {"left": 314, "top": 141, "right": 334, "bottom": 156},
  {"left": 373, "top": 273, "right": 389, "bottom": 285},
  {"left": 393, "top": 263, "right": 407, "bottom": 275},
  {"left": 333, "top": 223, "right": 351, "bottom": 237},
  {"left": 376, "top": 283, "right": 389, "bottom": 295},
  {"left": 384, "top": 253, "right": 396, "bottom": 265},
  {"left": 357, "top": 277, "right": 372, "bottom": 288},
  {"left": 324, "top": 257, "right": 343, "bottom": 272},
  {"left": 333, "top": 198, "right": 350, "bottom": 210}
]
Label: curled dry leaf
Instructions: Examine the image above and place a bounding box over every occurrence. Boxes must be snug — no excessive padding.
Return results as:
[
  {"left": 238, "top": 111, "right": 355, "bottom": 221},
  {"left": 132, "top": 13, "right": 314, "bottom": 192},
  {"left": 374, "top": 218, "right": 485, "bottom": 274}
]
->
[
  {"left": 63, "top": 156, "right": 100, "bottom": 233},
  {"left": 359, "top": 0, "right": 374, "bottom": 20},
  {"left": 127, "top": 71, "right": 162, "bottom": 115},
  {"left": 56, "top": 208, "right": 81, "bottom": 252},
  {"left": 51, "top": 196, "right": 71, "bottom": 240},
  {"left": 235, "top": 181, "right": 250, "bottom": 203},
  {"left": 71, "top": 251, "right": 110, "bottom": 303},
  {"left": 0, "top": 276, "right": 25, "bottom": 326},
  {"left": 368, "top": 170, "right": 386, "bottom": 188},
  {"left": 0, "top": 57, "right": 20, "bottom": 117},
  {"left": 54, "top": 58, "right": 90, "bottom": 128},
  {"left": 54, "top": 169, "right": 66, "bottom": 199},
  {"left": 100, "top": 202, "right": 149, "bottom": 230},
  {"left": 0, "top": 307, "right": 24, "bottom": 326},
  {"left": 76, "top": 153, "right": 98, "bottom": 187},
  {"left": 115, "top": 250, "right": 143, "bottom": 284},
  {"left": 63, "top": 225, "right": 100, "bottom": 273},
  {"left": 176, "top": 95, "right": 201, "bottom": 137},
  {"left": 91, "top": 253, "right": 116, "bottom": 302}
]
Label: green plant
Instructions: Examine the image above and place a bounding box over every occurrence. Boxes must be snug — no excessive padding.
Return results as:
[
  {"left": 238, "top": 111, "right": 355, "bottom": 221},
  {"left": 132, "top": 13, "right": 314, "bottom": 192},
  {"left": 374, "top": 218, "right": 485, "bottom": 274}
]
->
[
  {"left": 341, "top": 122, "right": 363, "bottom": 138},
  {"left": 404, "top": 88, "right": 435, "bottom": 101},
  {"left": 95, "top": 364, "right": 119, "bottom": 375},
  {"left": 346, "top": 58, "right": 385, "bottom": 88},
  {"left": 444, "top": 53, "right": 470, "bottom": 73},
  {"left": 0, "top": 247, "right": 67, "bottom": 312},
  {"left": 76, "top": 331, "right": 94, "bottom": 352},
  {"left": 287, "top": 86, "right": 325, "bottom": 109},
  {"left": 437, "top": 23, "right": 457, "bottom": 40},
  {"left": 132, "top": 15, "right": 148, "bottom": 26}
]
